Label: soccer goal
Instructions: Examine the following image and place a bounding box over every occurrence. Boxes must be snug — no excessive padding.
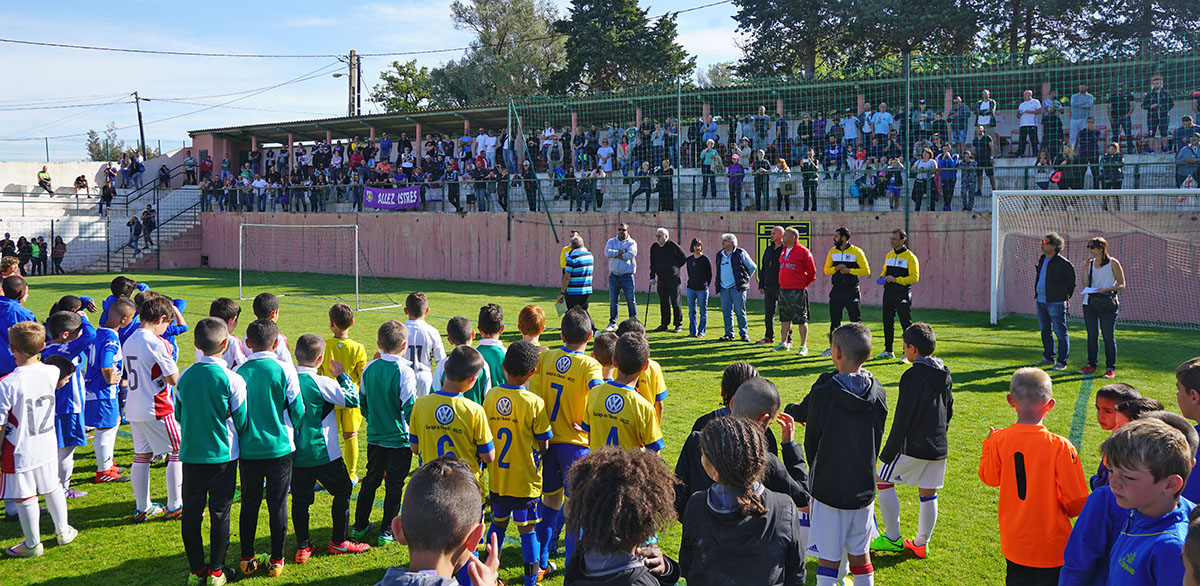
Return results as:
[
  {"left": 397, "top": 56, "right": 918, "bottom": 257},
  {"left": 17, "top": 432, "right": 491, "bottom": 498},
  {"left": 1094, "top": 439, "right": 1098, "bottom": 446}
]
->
[
  {"left": 990, "top": 189, "right": 1200, "bottom": 329},
  {"left": 238, "top": 223, "right": 405, "bottom": 312}
]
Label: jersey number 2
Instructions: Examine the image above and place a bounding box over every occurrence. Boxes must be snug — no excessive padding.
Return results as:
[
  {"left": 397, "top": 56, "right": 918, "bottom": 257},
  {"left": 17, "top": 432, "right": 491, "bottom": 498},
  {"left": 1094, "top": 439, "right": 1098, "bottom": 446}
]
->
[{"left": 496, "top": 428, "right": 513, "bottom": 469}]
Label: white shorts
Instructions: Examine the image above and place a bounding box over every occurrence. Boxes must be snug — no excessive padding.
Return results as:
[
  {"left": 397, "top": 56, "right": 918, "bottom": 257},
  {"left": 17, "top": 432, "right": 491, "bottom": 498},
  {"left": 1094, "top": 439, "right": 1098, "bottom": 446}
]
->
[
  {"left": 877, "top": 455, "right": 946, "bottom": 490},
  {"left": 808, "top": 499, "right": 878, "bottom": 560},
  {"left": 1, "top": 462, "right": 60, "bottom": 500},
  {"left": 130, "top": 416, "right": 181, "bottom": 455}
]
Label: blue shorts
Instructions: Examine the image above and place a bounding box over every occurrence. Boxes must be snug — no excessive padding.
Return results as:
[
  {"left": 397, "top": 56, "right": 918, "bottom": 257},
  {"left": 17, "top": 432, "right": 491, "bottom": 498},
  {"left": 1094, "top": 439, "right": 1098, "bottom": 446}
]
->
[
  {"left": 56, "top": 412, "right": 87, "bottom": 449},
  {"left": 84, "top": 397, "right": 120, "bottom": 429},
  {"left": 542, "top": 443, "right": 589, "bottom": 497},
  {"left": 490, "top": 494, "right": 541, "bottom": 527}
]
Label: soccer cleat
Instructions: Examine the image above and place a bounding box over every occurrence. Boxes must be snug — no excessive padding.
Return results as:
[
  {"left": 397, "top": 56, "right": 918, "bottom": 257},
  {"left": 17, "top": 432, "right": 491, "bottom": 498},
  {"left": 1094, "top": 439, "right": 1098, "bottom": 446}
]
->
[
  {"left": 537, "top": 561, "right": 557, "bottom": 582},
  {"left": 797, "top": 346, "right": 809, "bottom": 357},
  {"left": 240, "top": 554, "right": 268, "bottom": 576},
  {"left": 5, "top": 541, "right": 43, "bottom": 558},
  {"left": 1079, "top": 365, "right": 1097, "bottom": 374},
  {"left": 95, "top": 467, "right": 130, "bottom": 483},
  {"left": 209, "top": 568, "right": 231, "bottom": 586},
  {"left": 232, "top": 489, "right": 241, "bottom": 503},
  {"left": 772, "top": 342, "right": 792, "bottom": 351},
  {"left": 875, "top": 351, "right": 895, "bottom": 360},
  {"left": 294, "top": 545, "right": 313, "bottom": 564},
  {"left": 1032, "top": 358, "right": 1055, "bottom": 366},
  {"left": 869, "top": 535, "right": 904, "bottom": 552},
  {"left": 1051, "top": 363, "right": 1068, "bottom": 371},
  {"left": 64, "top": 488, "right": 88, "bottom": 499},
  {"left": 56, "top": 525, "right": 78, "bottom": 546},
  {"left": 328, "top": 540, "right": 370, "bottom": 555},
  {"left": 165, "top": 506, "right": 183, "bottom": 521},
  {"left": 819, "top": 348, "right": 833, "bottom": 357},
  {"left": 350, "top": 522, "right": 374, "bottom": 542},
  {"left": 267, "top": 559, "right": 284, "bottom": 578},
  {"left": 134, "top": 503, "right": 165, "bottom": 523},
  {"left": 1103, "top": 369, "right": 1116, "bottom": 379},
  {"left": 904, "top": 538, "right": 927, "bottom": 559},
  {"left": 377, "top": 530, "right": 396, "bottom": 546},
  {"left": 754, "top": 337, "right": 774, "bottom": 345}
]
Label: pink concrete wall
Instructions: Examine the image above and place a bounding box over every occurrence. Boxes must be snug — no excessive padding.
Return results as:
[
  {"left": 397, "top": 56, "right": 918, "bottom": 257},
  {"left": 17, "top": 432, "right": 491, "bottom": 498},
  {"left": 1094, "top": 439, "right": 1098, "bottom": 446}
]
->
[{"left": 202, "top": 211, "right": 995, "bottom": 313}]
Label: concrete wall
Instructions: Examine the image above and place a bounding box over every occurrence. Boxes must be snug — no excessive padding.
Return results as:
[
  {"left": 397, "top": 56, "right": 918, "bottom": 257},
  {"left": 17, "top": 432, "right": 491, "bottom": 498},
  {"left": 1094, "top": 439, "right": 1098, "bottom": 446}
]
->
[
  {"left": 0, "top": 148, "right": 187, "bottom": 195},
  {"left": 200, "top": 210, "right": 995, "bottom": 313}
]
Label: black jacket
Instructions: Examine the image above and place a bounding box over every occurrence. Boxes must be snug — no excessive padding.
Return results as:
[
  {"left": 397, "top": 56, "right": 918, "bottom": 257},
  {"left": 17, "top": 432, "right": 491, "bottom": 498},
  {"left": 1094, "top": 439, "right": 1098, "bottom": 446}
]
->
[
  {"left": 690, "top": 408, "right": 779, "bottom": 455},
  {"left": 649, "top": 240, "right": 687, "bottom": 282},
  {"left": 564, "top": 552, "right": 680, "bottom": 586},
  {"left": 879, "top": 358, "right": 954, "bottom": 463},
  {"left": 759, "top": 243, "right": 782, "bottom": 289},
  {"left": 786, "top": 370, "right": 887, "bottom": 510},
  {"left": 685, "top": 255, "right": 711, "bottom": 291},
  {"left": 679, "top": 488, "right": 806, "bottom": 586},
  {"left": 673, "top": 429, "right": 806, "bottom": 518},
  {"left": 1034, "top": 253, "right": 1076, "bottom": 303}
]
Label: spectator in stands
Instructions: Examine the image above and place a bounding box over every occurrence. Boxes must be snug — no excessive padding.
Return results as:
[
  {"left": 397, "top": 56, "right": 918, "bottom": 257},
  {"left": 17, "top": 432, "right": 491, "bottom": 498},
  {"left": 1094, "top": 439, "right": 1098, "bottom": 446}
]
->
[
  {"left": 126, "top": 216, "right": 142, "bottom": 249},
  {"left": 936, "top": 144, "right": 959, "bottom": 211},
  {"left": 841, "top": 108, "right": 860, "bottom": 152},
  {"left": 1176, "top": 134, "right": 1200, "bottom": 187},
  {"left": 753, "top": 106, "right": 771, "bottom": 152},
  {"left": 912, "top": 99, "right": 934, "bottom": 141},
  {"left": 772, "top": 158, "right": 793, "bottom": 211},
  {"left": 1056, "top": 144, "right": 1085, "bottom": 191},
  {"left": 976, "top": 89, "right": 999, "bottom": 153},
  {"left": 200, "top": 155, "right": 213, "bottom": 182},
  {"left": 1017, "top": 90, "right": 1043, "bottom": 157},
  {"left": 141, "top": 205, "right": 157, "bottom": 250},
  {"left": 751, "top": 150, "right": 771, "bottom": 211},
  {"left": 1077, "top": 118, "right": 1104, "bottom": 189},
  {"left": 1108, "top": 82, "right": 1134, "bottom": 154},
  {"left": 157, "top": 164, "right": 171, "bottom": 189},
  {"left": 519, "top": 159, "right": 538, "bottom": 211},
  {"left": 1174, "top": 115, "right": 1199, "bottom": 150},
  {"left": 1042, "top": 88, "right": 1065, "bottom": 156},
  {"left": 73, "top": 175, "right": 89, "bottom": 196},
  {"left": 119, "top": 154, "right": 131, "bottom": 188},
  {"left": 873, "top": 102, "right": 894, "bottom": 146},
  {"left": 248, "top": 148, "right": 261, "bottom": 174},
  {"left": 1143, "top": 74, "right": 1175, "bottom": 154},
  {"left": 1100, "top": 143, "right": 1125, "bottom": 194},
  {"left": 972, "top": 125, "right": 997, "bottom": 192},
  {"left": 798, "top": 112, "right": 814, "bottom": 151},
  {"left": 655, "top": 158, "right": 674, "bottom": 212},
  {"left": 700, "top": 139, "right": 719, "bottom": 199},
  {"left": 37, "top": 166, "right": 53, "bottom": 195},
  {"left": 100, "top": 179, "right": 115, "bottom": 215},
  {"left": 51, "top": 236, "right": 66, "bottom": 275},
  {"left": 183, "top": 150, "right": 197, "bottom": 184},
  {"left": 1069, "top": 82, "right": 1094, "bottom": 148},
  {"left": 105, "top": 162, "right": 118, "bottom": 187},
  {"left": 727, "top": 153, "right": 746, "bottom": 211},
  {"left": 800, "top": 148, "right": 820, "bottom": 211}
]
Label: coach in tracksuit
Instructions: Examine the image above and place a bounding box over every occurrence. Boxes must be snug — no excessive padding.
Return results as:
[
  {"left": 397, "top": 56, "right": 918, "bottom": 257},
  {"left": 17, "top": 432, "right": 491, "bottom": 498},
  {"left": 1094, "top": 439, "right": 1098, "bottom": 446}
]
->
[
  {"left": 878, "top": 229, "right": 920, "bottom": 359},
  {"left": 822, "top": 227, "right": 871, "bottom": 357}
]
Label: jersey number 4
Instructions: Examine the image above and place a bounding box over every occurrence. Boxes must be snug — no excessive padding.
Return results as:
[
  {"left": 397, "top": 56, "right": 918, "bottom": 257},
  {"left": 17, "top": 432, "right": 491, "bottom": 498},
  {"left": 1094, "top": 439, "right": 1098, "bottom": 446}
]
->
[{"left": 25, "top": 396, "right": 55, "bottom": 436}]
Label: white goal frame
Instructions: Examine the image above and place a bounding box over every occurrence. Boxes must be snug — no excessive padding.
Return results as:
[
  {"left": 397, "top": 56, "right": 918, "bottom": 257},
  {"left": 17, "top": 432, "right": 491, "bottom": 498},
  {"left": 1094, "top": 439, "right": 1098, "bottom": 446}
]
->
[
  {"left": 990, "top": 188, "right": 1198, "bottom": 325},
  {"left": 238, "top": 223, "right": 403, "bottom": 312}
]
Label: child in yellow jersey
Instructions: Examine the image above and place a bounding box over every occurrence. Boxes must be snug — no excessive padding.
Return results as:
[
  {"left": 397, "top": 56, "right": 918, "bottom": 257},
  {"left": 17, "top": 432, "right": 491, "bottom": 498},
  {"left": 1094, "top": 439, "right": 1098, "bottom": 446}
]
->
[
  {"left": 591, "top": 332, "right": 618, "bottom": 381},
  {"left": 583, "top": 333, "right": 664, "bottom": 453},
  {"left": 529, "top": 307, "right": 604, "bottom": 576},
  {"left": 320, "top": 303, "right": 368, "bottom": 483},
  {"left": 616, "top": 318, "right": 667, "bottom": 420},
  {"left": 483, "top": 341, "right": 553, "bottom": 586},
  {"left": 410, "top": 346, "right": 496, "bottom": 479}
]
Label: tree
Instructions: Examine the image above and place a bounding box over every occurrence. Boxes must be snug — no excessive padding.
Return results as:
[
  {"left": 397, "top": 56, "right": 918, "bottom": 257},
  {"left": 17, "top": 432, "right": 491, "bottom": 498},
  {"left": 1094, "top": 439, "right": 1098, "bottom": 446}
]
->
[
  {"left": 85, "top": 122, "right": 126, "bottom": 162},
  {"left": 370, "top": 60, "right": 436, "bottom": 112},
  {"left": 697, "top": 62, "right": 737, "bottom": 87},
  {"left": 1083, "top": 0, "right": 1200, "bottom": 56},
  {"left": 446, "top": 0, "right": 566, "bottom": 100},
  {"left": 549, "top": 0, "right": 695, "bottom": 93},
  {"left": 732, "top": 0, "right": 843, "bottom": 79}
]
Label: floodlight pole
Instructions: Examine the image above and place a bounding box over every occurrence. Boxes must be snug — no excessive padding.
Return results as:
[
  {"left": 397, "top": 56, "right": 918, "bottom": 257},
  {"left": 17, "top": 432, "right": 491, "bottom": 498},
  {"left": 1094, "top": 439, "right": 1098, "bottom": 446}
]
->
[{"left": 133, "top": 91, "right": 148, "bottom": 160}]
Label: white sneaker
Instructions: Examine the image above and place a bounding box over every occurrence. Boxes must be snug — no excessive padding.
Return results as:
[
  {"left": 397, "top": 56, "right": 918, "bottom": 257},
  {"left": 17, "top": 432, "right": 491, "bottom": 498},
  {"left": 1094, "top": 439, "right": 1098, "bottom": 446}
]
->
[
  {"left": 901, "top": 356, "right": 911, "bottom": 364},
  {"left": 603, "top": 324, "right": 617, "bottom": 332},
  {"left": 797, "top": 346, "right": 809, "bottom": 357},
  {"left": 56, "top": 525, "right": 78, "bottom": 546},
  {"left": 772, "top": 342, "right": 792, "bottom": 351},
  {"left": 5, "top": 541, "right": 43, "bottom": 558},
  {"left": 819, "top": 348, "right": 833, "bottom": 357},
  {"left": 876, "top": 351, "right": 895, "bottom": 359}
]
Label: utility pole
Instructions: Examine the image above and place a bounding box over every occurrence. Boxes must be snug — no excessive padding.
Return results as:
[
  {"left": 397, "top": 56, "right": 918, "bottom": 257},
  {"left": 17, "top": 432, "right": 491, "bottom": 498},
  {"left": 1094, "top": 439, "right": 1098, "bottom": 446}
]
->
[
  {"left": 347, "top": 50, "right": 361, "bottom": 117},
  {"left": 133, "top": 91, "right": 148, "bottom": 160}
]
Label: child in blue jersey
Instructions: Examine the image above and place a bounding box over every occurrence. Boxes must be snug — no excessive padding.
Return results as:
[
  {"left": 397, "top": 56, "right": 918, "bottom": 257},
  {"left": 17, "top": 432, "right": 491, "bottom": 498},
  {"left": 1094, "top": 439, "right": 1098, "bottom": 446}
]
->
[
  {"left": 1061, "top": 410, "right": 1198, "bottom": 586},
  {"left": 99, "top": 276, "right": 147, "bottom": 344},
  {"left": 290, "top": 334, "right": 371, "bottom": 562},
  {"left": 582, "top": 333, "right": 664, "bottom": 453},
  {"left": 43, "top": 309, "right": 96, "bottom": 499},
  {"left": 1186, "top": 511, "right": 1200, "bottom": 586},
  {"left": 176, "top": 318, "right": 248, "bottom": 586},
  {"left": 86, "top": 298, "right": 134, "bottom": 484},
  {"left": 483, "top": 341, "right": 553, "bottom": 586},
  {"left": 1174, "top": 357, "right": 1200, "bottom": 506},
  {"left": 1091, "top": 383, "right": 1142, "bottom": 489},
  {"left": 1101, "top": 417, "right": 1195, "bottom": 585}
]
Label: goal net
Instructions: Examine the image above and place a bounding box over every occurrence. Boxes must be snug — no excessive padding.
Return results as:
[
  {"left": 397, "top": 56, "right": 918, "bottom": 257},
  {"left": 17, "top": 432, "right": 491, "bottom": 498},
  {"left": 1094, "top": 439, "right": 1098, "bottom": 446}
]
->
[
  {"left": 238, "top": 223, "right": 404, "bottom": 311},
  {"left": 991, "top": 189, "right": 1200, "bottom": 329}
]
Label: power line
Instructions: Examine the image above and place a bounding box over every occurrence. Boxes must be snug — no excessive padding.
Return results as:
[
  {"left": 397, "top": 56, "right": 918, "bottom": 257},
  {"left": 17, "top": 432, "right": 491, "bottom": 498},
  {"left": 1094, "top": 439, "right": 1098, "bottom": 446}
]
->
[{"left": 0, "top": 0, "right": 733, "bottom": 60}]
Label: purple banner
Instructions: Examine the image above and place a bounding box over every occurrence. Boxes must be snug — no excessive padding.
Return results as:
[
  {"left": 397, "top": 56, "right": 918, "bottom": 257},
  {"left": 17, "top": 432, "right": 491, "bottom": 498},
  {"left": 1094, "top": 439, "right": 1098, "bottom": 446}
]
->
[{"left": 364, "top": 185, "right": 420, "bottom": 210}]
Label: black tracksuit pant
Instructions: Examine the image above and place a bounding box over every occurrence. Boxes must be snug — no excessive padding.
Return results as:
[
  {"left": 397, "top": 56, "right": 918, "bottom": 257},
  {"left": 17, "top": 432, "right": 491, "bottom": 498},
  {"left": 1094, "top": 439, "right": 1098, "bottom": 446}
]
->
[
  {"left": 292, "top": 458, "right": 354, "bottom": 547},
  {"left": 882, "top": 286, "right": 913, "bottom": 354},
  {"left": 354, "top": 444, "right": 412, "bottom": 535},
  {"left": 239, "top": 454, "right": 293, "bottom": 561},
  {"left": 182, "top": 461, "right": 238, "bottom": 575}
]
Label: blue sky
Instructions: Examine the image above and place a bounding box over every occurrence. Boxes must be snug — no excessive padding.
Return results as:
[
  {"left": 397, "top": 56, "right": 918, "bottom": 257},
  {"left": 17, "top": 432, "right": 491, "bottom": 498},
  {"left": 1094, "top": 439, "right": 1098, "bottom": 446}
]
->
[{"left": 0, "top": 0, "right": 741, "bottom": 160}]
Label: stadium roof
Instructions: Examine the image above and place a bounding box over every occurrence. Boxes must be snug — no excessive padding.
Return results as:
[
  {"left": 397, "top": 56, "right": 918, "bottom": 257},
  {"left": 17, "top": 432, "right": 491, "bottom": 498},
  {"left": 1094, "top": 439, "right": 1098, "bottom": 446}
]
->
[{"left": 188, "top": 102, "right": 512, "bottom": 145}]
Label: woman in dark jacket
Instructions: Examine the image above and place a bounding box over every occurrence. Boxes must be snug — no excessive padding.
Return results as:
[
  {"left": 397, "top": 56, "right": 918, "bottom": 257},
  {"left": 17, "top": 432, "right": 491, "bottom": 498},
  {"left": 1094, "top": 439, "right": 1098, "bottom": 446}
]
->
[
  {"left": 685, "top": 238, "right": 712, "bottom": 338},
  {"left": 519, "top": 160, "right": 538, "bottom": 211}
]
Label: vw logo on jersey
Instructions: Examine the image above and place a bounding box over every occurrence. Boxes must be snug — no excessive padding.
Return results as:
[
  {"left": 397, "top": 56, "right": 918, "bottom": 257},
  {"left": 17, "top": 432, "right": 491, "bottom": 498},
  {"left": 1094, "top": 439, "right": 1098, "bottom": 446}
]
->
[
  {"left": 555, "top": 355, "right": 573, "bottom": 374},
  {"left": 496, "top": 397, "right": 513, "bottom": 417},
  {"left": 435, "top": 404, "right": 455, "bottom": 425},
  {"left": 604, "top": 393, "right": 624, "bottom": 414}
]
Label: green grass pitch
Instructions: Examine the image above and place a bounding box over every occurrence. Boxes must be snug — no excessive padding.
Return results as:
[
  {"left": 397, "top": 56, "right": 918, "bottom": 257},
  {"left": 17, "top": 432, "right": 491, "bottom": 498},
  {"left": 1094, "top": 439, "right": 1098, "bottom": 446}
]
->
[{"left": 3, "top": 269, "right": 1194, "bottom": 585}]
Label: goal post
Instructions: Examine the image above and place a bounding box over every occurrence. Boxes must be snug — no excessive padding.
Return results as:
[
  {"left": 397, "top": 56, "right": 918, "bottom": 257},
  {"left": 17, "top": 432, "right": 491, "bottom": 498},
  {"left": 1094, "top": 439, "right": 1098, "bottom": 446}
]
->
[
  {"left": 990, "top": 189, "right": 1200, "bottom": 329},
  {"left": 237, "top": 223, "right": 404, "bottom": 312}
]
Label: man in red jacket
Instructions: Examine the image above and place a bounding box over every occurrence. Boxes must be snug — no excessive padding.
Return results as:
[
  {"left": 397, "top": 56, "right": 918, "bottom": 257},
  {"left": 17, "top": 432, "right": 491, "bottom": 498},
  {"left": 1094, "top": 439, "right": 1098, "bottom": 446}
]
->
[{"left": 773, "top": 227, "right": 817, "bottom": 356}]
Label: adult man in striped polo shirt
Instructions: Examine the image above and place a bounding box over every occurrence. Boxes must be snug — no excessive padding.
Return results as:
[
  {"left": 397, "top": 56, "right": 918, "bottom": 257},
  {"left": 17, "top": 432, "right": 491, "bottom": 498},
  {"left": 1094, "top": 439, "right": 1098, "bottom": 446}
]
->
[{"left": 557, "top": 235, "right": 594, "bottom": 315}]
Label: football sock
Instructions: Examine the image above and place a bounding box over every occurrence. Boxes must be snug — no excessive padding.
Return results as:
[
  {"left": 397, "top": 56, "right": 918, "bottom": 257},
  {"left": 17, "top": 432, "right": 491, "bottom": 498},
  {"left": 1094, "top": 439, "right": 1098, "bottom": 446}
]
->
[
  {"left": 94, "top": 427, "right": 117, "bottom": 472},
  {"left": 839, "top": 555, "right": 850, "bottom": 580},
  {"left": 876, "top": 483, "right": 901, "bottom": 541},
  {"left": 455, "top": 565, "right": 473, "bottom": 586},
  {"left": 521, "top": 531, "right": 541, "bottom": 586},
  {"left": 132, "top": 456, "right": 151, "bottom": 511},
  {"left": 166, "top": 454, "right": 183, "bottom": 510},
  {"left": 4, "top": 498, "right": 15, "bottom": 518},
  {"left": 16, "top": 498, "right": 40, "bottom": 548},
  {"left": 564, "top": 527, "right": 577, "bottom": 565},
  {"left": 535, "top": 502, "right": 559, "bottom": 568},
  {"left": 486, "top": 523, "right": 505, "bottom": 560},
  {"left": 44, "top": 486, "right": 69, "bottom": 535},
  {"left": 851, "top": 563, "right": 875, "bottom": 586},
  {"left": 343, "top": 434, "right": 359, "bottom": 479},
  {"left": 916, "top": 494, "right": 938, "bottom": 546},
  {"left": 815, "top": 566, "right": 840, "bottom": 586},
  {"left": 796, "top": 510, "right": 811, "bottom": 559},
  {"left": 551, "top": 502, "right": 567, "bottom": 551},
  {"left": 57, "top": 447, "right": 76, "bottom": 491}
]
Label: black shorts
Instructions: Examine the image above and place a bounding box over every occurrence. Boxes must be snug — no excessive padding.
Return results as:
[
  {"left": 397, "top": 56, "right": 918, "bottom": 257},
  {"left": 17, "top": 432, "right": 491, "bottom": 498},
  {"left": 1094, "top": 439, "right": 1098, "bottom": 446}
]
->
[{"left": 778, "top": 288, "right": 809, "bottom": 323}]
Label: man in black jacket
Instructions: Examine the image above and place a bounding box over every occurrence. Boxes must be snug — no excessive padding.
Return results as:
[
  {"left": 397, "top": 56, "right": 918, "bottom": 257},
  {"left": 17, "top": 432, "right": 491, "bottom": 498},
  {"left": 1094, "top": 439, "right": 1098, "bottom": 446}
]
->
[
  {"left": 649, "top": 227, "right": 687, "bottom": 333},
  {"left": 756, "top": 225, "right": 784, "bottom": 345},
  {"left": 1033, "top": 232, "right": 1076, "bottom": 370}
]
